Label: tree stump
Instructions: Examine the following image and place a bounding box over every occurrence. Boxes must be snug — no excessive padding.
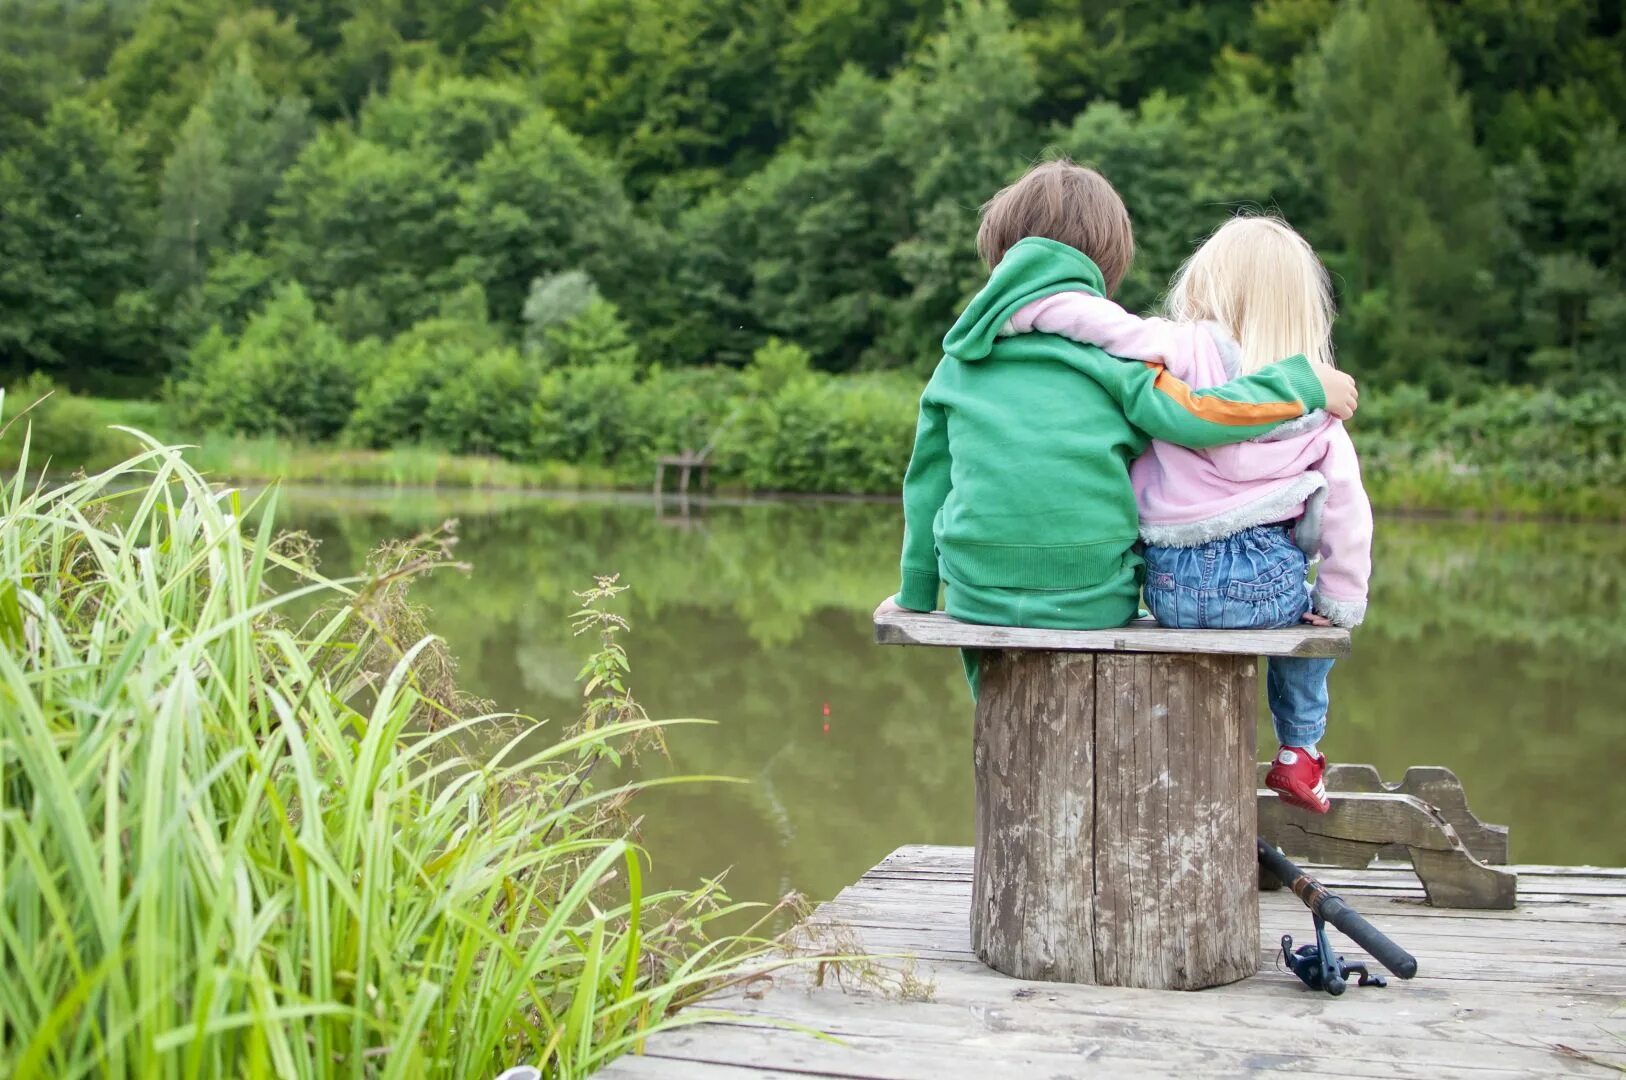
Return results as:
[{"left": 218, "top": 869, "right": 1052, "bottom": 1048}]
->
[{"left": 875, "top": 610, "right": 1351, "bottom": 990}]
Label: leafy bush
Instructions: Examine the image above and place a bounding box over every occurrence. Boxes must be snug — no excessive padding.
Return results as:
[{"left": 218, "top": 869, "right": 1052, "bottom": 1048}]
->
[
  {"left": 724, "top": 371, "right": 917, "bottom": 494},
  {"left": 424, "top": 345, "right": 540, "bottom": 458},
  {"left": 523, "top": 269, "right": 603, "bottom": 353},
  {"left": 0, "top": 437, "right": 804, "bottom": 1077},
  {"left": 347, "top": 337, "right": 453, "bottom": 447},
  {"left": 171, "top": 282, "right": 356, "bottom": 439},
  {"left": 348, "top": 287, "right": 509, "bottom": 449},
  {"left": 0, "top": 375, "right": 127, "bottom": 472},
  {"left": 538, "top": 297, "right": 640, "bottom": 369},
  {"left": 643, "top": 365, "right": 744, "bottom": 456},
  {"left": 742, "top": 337, "right": 816, "bottom": 397},
  {"left": 533, "top": 362, "right": 652, "bottom": 465}
]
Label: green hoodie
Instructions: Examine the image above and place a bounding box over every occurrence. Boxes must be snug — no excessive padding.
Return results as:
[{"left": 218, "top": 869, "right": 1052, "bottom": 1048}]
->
[{"left": 897, "top": 237, "right": 1327, "bottom": 622}]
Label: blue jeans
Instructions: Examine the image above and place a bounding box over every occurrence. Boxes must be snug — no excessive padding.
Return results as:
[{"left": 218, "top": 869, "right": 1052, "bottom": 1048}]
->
[{"left": 1142, "top": 525, "right": 1332, "bottom": 749}]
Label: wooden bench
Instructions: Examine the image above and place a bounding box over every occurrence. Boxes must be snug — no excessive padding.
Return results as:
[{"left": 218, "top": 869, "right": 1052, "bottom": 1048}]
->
[
  {"left": 875, "top": 608, "right": 1349, "bottom": 990},
  {"left": 1257, "top": 764, "right": 1516, "bottom": 909}
]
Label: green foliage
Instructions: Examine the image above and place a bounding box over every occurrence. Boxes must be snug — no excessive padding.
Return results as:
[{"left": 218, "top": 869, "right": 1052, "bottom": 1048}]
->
[
  {"left": 101, "top": 2, "right": 312, "bottom": 165},
  {"left": 357, "top": 72, "right": 531, "bottom": 171},
  {"left": 0, "top": 440, "right": 804, "bottom": 1076},
  {"left": 524, "top": 0, "right": 798, "bottom": 198},
  {"left": 1022, "top": 0, "right": 1255, "bottom": 121},
  {"left": 6, "top": 0, "right": 1626, "bottom": 514},
  {"left": 736, "top": 68, "right": 911, "bottom": 369},
  {"left": 267, "top": 130, "right": 461, "bottom": 331},
  {"left": 881, "top": 0, "right": 1039, "bottom": 360},
  {"left": 0, "top": 0, "right": 137, "bottom": 144},
  {"left": 533, "top": 363, "right": 652, "bottom": 466},
  {"left": 172, "top": 281, "right": 356, "bottom": 439},
  {"left": 452, "top": 110, "right": 638, "bottom": 324},
  {"left": 723, "top": 372, "right": 919, "bottom": 494},
  {"left": 523, "top": 270, "right": 604, "bottom": 353},
  {"left": 0, "top": 375, "right": 128, "bottom": 472},
  {"left": 1300, "top": 0, "right": 1502, "bottom": 382},
  {"left": 153, "top": 53, "right": 311, "bottom": 297},
  {"left": 744, "top": 337, "right": 816, "bottom": 397},
  {"left": 347, "top": 285, "right": 513, "bottom": 450},
  {"left": 423, "top": 346, "right": 539, "bottom": 458},
  {"left": 0, "top": 98, "right": 157, "bottom": 376},
  {"left": 539, "top": 299, "right": 640, "bottom": 370},
  {"left": 1357, "top": 383, "right": 1626, "bottom": 516}
]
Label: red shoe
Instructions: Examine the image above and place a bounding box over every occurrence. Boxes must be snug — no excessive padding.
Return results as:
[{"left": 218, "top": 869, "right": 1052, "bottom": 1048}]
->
[{"left": 1266, "top": 746, "right": 1330, "bottom": 814}]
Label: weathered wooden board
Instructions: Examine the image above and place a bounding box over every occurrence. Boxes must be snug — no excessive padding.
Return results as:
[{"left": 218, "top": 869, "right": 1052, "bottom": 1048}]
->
[
  {"left": 1258, "top": 790, "right": 1518, "bottom": 909},
  {"left": 874, "top": 608, "right": 1351, "bottom": 657},
  {"left": 1283, "top": 764, "right": 1512, "bottom": 865},
  {"left": 598, "top": 847, "right": 1626, "bottom": 1080}
]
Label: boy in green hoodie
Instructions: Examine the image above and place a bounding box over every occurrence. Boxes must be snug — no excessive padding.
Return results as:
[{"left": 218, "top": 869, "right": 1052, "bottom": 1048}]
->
[{"left": 882, "top": 161, "right": 1359, "bottom": 695}]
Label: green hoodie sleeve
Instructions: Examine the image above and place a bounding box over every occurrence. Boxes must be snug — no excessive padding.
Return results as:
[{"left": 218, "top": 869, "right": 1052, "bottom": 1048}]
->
[
  {"left": 1086, "top": 352, "right": 1328, "bottom": 448},
  {"left": 897, "top": 391, "right": 949, "bottom": 611}
]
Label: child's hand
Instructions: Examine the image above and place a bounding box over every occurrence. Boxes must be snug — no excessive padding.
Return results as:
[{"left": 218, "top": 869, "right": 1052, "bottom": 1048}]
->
[
  {"left": 1301, "top": 611, "right": 1332, "bottom": 627},
  {"left": 874, "top": 596, "right": 907, "bottom": 619},
  {"left": 1315, "top": 364, "right": 1359, "bottom": 420}
]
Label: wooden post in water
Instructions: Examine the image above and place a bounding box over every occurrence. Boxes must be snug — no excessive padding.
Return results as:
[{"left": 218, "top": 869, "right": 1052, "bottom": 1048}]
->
[{"left": 875, "top": 610, "right": 1350, "bottom": 990}]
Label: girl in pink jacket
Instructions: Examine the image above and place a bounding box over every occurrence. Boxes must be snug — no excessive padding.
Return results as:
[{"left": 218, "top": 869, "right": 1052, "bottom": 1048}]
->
[{"left": 1003, "top": 215, "right": 1373, "bottom": 814}]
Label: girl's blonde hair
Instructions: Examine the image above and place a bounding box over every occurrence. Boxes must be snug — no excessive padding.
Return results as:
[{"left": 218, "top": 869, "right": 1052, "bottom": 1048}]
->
[{"left": 1166, "top": 215, "right": 1335, "bottom": 374}]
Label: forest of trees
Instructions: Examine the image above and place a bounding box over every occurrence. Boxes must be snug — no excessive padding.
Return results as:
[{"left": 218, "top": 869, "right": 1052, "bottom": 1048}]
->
[{"left": 2, "top": 0, "right": 1623, "bottom": 504}]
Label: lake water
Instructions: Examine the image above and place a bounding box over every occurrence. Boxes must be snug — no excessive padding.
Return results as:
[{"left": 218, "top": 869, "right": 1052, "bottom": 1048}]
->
[{"left": 285, "top": 489, "right": 1626, "bottom": 908}]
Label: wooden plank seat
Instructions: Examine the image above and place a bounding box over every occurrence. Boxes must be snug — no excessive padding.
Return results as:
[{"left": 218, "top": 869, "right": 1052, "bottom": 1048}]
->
[{"left": 874, "top": 608, "right": 1351, "bottom": 658}]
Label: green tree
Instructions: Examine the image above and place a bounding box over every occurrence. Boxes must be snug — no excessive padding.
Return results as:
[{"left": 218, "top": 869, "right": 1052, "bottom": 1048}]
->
[
  {"left": 347, "top": 284, "right": 507, "bottom": 447},
  {"left": 153, "top": 53, "right": 311, "bottom": 296},
  {"left": 357, "top": 73, "right": 530, "bottom": 175},
  {"left": 101, "top": 2, "right": 311, "bottom": 165},
  {"left": 0, "top": 99, "right": 157, "bottom": 380},
  {"left": 1053, "top": 80, "right": 1312, "bottom": 314},
  {"left": 523, "top": 0, "right": 796, "bottom": 198},
  {"left": 0, "top": 0, "right": 139, "bottom": 146},
  {"left": 741, "top": 68, "right": 911, "bottom": 370},
  {"left": 171, "top": 280, "right": 355, "bottom": 438},
  {"left": 880, "top": 0, "right": 1040, "bottom": 366},
  {"left": 452, "top": 111, "right": 638, "bottom": 325},
  {"left": 1299, "top": 0, "right": 1502, "bottom": 383},
  {"left": 539, "top": 299, "right": 640, "bottom": 370},
  {"left": 267, "top": 129, "right": 461, "bottom": 332},
  {"left": 522, "top": 270, "right": 603, "bottom": 354},
  {"left": 1020, "top": 0, "right": 1254, "bottom": 123}
]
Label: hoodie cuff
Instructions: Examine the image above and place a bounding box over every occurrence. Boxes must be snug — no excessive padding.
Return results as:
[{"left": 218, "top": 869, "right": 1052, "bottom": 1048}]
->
[
  {"left": 1283, "top": 355, "right": 1328, "bottom": 414},
  {"left": 1312, "top": 588, "right": 1366, "bottom": 628},
  {"left": 897, "top": 569, "right": 940, "bottom": 612}
]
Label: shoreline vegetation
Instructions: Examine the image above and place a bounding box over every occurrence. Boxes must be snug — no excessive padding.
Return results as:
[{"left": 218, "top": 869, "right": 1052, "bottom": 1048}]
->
[
  {"left": 4, "top": 380, "right": 1622, "bottom": 521},
  {"left": 1, "top": 429, "right": 867, "bottom": 1076}
]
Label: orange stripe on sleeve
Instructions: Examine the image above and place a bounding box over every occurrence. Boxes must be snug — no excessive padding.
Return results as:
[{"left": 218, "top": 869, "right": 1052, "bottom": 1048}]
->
[{"left": 1143, "top": 362, "right": 1303, "bottom": 426}]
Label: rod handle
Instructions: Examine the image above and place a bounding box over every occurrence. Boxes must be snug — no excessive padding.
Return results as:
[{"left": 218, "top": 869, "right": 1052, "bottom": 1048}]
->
[{"left": 1321, "top": 896, "right": 1418, "bottom": 979}]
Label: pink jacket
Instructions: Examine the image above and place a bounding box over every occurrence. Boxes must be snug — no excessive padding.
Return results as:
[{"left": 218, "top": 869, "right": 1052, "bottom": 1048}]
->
[{"left": 1004, "top": 292, "right": 1373, "bottom": 627}]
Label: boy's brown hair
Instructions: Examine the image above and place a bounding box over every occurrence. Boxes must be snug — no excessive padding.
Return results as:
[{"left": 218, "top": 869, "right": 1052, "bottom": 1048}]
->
[{"left": 976, "top": 158, "right": 1134, "bottom": 294}]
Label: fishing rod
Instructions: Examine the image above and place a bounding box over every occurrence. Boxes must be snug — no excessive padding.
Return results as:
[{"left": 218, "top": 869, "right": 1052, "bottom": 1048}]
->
[{"left": 1258, "top": 838, "right": 1418, "bottom": 996}]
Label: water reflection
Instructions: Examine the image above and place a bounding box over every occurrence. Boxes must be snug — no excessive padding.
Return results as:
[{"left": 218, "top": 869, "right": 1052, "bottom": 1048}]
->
[{"left": 284, "top": 489, "right": 1626, "bottom": 907}]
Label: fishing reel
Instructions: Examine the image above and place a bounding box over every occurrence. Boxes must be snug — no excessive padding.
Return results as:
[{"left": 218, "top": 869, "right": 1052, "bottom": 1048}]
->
[{"left": 1280, "top": 912, "right": 1387, "bottom": 996}]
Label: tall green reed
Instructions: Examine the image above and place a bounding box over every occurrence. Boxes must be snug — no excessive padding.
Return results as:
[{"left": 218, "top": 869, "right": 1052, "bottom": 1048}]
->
[{"left": 0, "top": 410, "right": 799, "bottom": 1078}]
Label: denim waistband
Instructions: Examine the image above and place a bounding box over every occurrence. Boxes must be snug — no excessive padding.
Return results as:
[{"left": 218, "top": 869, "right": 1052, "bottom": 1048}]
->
[{"left": 1184, "top": 522, "right": 1297, "bottom": 554}]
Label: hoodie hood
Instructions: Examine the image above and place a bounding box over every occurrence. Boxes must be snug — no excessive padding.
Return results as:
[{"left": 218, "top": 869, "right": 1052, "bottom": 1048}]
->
[{"left": 943, "top": 237, "right": 1108, "bottom": 362}]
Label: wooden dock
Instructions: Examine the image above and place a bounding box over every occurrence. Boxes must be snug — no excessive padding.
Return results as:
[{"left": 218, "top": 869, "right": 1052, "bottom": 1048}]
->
[{"left": 599, "top": 846, "right": 1626, "bottom": 1079}]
